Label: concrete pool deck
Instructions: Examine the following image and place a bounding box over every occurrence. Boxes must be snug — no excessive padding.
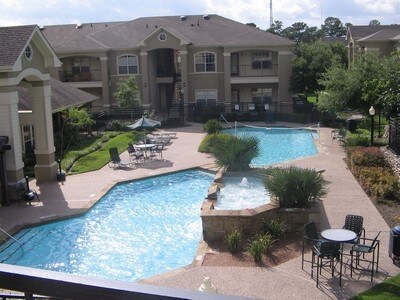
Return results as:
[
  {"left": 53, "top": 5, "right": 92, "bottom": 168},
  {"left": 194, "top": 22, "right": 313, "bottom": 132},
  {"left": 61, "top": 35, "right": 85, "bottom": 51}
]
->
[{"left": 0, "top": 122, "right": 399, "bottom": 299}]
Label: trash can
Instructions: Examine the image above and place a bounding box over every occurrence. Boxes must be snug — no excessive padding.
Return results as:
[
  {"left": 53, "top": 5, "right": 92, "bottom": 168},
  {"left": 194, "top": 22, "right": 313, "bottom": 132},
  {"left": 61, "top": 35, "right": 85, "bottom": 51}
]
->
[
  {"left": 347, "top": 119, "right": 357, "bottom": 133},
  {"left": 389, "top": 226, "right": 400, "bottom": 262}
]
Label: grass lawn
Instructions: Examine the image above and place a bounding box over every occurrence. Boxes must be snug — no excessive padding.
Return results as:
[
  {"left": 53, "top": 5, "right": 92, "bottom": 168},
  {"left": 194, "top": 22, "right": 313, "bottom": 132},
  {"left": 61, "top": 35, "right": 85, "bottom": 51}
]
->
[
  {"left": 350, "top": 273, "right": 400, "bottom": 299},
  {"left": 66, "top": 132, "right": 139, "bottom": 174}
]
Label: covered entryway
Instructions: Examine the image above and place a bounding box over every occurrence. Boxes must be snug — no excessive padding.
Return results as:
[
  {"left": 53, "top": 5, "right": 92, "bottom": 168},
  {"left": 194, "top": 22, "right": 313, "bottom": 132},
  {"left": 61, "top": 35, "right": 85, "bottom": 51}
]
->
[{"left": 0, "top": 25, "right": 61, "bottom": 205}]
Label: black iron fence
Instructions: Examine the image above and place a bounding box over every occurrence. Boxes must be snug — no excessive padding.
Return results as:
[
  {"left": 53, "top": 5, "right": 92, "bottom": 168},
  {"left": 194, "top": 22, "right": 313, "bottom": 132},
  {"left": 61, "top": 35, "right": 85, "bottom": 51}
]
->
[{"left": 389, "top": 117, "right": 400, "bottom": 155}]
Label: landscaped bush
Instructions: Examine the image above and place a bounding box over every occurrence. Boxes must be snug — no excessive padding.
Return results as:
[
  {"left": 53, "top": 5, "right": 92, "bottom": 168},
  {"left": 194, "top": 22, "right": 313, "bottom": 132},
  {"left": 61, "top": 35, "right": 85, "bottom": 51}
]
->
[
  {"left": 262, "top": 218, "right": 286, "bottom": 239},
  {"left": 246, "top": 233, "right": 275, "bottom": 263},
  {"left": 262, "top": 166, "right": 327, "bottom": 208},
  {"left": 203, "top": 119, "right": 222, "bottom": 134},
  {"left": 105, "top": 120, "right": 130, "bottom": 131},
  {"left": 349, "top": 147, "right": 387, "bottom": 168},
  {"left": 198, "top": 133, "right": 231, "bottom": 153},
  {"left": 344, "top": 134, "right": 370, "bottom": 147},
  {"left": 225, "top": 228, "right": 242, "bottom": 253},
  {"left": 358, "top": 166, "right": 400, "bottom": 200}
]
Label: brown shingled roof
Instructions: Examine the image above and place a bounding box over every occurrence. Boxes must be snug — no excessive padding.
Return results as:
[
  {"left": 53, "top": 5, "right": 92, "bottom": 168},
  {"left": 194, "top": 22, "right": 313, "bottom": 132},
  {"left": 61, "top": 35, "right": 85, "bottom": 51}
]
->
[
  {"left": 348, "top": 25, "right": 400, "bottom": 40},
  {"left": 0, "top": 25, "right": 36, "bottom": 67},
  {"left": 42, "top": 15, "right": 293, "bottom": 51},
  {"left": 17, "top": 78, "right": 98, "bottom": 112}
]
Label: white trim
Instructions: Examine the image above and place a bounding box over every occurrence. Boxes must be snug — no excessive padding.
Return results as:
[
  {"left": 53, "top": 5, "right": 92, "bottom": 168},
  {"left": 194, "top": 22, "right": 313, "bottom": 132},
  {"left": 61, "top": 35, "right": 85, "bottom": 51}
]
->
[
  {"left": 0, "top": 68, "right": 50, "bottom": 86},
  {"left": 24, "top": 44, "right": 33, "bottom": 61},
  {"left": 194, "top": 51, "right": 217, "bottom": 73},
  {"left": 116, "top": 54, "right": 139, "bottom": 75}
]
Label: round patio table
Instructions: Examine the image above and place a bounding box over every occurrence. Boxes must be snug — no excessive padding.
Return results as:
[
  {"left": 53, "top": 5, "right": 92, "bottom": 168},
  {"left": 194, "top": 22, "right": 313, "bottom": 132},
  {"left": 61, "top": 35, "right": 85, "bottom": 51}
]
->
[{"left": 321, "top": 228, "right": 357, "bottom": 242}]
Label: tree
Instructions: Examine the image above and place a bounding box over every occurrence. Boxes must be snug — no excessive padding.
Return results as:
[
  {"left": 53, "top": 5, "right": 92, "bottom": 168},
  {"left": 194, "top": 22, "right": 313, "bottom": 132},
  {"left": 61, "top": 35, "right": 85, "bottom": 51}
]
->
[
  {"left": 369, "top": 19, "right": 381, "bottom": 26},
  {"left": 113, "top": 76, "right": 142, "bottom": 108},
  {"left": 291, "top": 41, "right": 347, "bottom": 94},
  {"left": 281, "top": 22, "right": 321, "bottom": 43},
  {"left": 58, "top": 107, "right": 94, "bottom": 157},
  {"left": 267, "top": 20, "right": 284, "bottom": 35},
  {"left": 321, "top": 17, "right": 346, "bottom": 37}
]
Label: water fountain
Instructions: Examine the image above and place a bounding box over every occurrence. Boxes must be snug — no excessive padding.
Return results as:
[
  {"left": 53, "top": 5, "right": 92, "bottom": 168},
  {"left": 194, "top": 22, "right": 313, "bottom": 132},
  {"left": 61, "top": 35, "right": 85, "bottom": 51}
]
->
[{"left": 239, "top": 177, "right": 249, "bottom": 188}]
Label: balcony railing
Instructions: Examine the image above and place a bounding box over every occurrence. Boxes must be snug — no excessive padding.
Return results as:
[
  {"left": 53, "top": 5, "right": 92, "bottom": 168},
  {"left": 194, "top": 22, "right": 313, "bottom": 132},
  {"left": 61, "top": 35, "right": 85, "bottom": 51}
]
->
[
  {"left": 231, "top": 64, "right": 278, "bottom": 77},
  {"left": 59, "top": 68, "right": 102, "bottom": 82}
]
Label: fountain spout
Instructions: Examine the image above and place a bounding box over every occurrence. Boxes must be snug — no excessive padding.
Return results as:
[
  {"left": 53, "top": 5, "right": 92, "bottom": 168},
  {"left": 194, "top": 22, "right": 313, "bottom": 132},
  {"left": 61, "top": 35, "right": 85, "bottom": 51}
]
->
[{"left": 239, "top": 177, "right": 249, "bottom": 187}]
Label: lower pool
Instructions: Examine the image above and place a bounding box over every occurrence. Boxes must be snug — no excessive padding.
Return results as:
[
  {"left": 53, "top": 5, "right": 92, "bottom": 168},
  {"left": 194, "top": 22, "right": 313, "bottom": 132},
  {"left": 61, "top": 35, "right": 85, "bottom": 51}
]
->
[
  {"left": 225, "top": 127, "right": 318, "bottom": 166},
  {"left": 0, "top": 169, "right": 214, "bottom": 282}
]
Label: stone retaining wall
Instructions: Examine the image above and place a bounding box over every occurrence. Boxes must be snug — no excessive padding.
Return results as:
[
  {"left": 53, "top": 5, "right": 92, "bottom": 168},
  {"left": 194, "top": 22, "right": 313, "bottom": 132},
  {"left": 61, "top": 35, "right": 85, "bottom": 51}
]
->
[{"left": 382, "top": 146, "right": 400, "bottom": 177}]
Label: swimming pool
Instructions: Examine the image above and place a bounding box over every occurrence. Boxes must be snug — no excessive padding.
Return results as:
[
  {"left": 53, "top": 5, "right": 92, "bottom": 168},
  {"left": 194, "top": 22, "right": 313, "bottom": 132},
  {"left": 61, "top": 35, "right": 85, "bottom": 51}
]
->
[
  {"left": 224, "top": 127, "right": 318, "bottom": 166},
  {"left": 0, "top": 169, "right": 214, "bottom": 282}
]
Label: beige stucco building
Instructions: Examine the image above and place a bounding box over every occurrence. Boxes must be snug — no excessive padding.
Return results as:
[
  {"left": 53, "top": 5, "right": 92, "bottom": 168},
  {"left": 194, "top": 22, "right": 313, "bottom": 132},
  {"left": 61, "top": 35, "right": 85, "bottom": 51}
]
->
[{"left": 41, "top": 14, "right": 294, "bottom": 118}]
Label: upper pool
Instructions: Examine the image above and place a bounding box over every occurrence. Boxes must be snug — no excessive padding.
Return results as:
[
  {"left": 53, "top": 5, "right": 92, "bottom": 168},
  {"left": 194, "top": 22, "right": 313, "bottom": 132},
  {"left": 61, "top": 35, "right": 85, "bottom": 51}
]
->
[
  {"left": 0, "top": 169, "right": 214, "bottom": 282},
  {"left": 224, "top": 127, "right": 318, "bottom": 166}
]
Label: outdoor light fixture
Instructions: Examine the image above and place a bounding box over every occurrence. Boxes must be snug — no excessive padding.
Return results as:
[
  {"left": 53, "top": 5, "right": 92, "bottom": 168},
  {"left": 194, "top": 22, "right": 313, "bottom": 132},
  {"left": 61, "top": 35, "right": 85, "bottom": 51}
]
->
[{"left": 369, "top": 106, "right": 375, "bottom": 146}]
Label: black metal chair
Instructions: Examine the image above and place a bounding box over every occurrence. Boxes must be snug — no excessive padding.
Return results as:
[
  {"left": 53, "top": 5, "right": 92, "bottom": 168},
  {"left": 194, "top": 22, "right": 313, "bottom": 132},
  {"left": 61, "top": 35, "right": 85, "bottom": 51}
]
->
[
  {"left": 350, "top": 231, "right": 381, "bottom": 281},
  {"left": 312, "top": 241, "right": 343, "bottom": 287},
  {"left": 343, "top": 214, "right": 365, "bottom": 243},
  {"left": 127, "top": 143, "right": 144, "bottom": 162},
  {"left": 302, "top": 221, "right": 324, "bottom": 270},
  {"left": 14, "top": 181, "right": 39, "bottom": 205}
]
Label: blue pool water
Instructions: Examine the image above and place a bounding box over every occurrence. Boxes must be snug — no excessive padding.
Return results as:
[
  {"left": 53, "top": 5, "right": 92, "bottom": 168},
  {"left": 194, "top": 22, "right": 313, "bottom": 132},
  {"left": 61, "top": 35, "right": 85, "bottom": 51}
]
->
[
  {"left": 0, "top": 169, "right": 214, "bottom": 282},
  {"left": 225, "top": 127, "right": 318, "bottom": 166}
]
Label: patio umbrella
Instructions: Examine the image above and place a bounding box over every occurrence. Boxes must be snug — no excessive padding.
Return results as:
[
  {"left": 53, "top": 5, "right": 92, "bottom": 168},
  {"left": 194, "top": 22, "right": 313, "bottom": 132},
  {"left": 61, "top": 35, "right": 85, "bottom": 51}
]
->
[{"left": 127, "top": 117, "right": 161, "bottom": 143}]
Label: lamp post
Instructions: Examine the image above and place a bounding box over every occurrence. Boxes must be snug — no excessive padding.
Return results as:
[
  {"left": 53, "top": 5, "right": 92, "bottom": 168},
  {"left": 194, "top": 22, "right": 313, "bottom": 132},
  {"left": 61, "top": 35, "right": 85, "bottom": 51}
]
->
[{"left": 369, "top": 106, "right": 375, "bottom": 146}]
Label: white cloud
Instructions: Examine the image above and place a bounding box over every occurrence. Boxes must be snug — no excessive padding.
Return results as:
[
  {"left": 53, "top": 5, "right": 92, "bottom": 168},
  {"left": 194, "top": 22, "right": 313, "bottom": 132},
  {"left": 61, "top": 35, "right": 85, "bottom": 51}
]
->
[{"left": 355, "top": 0, "right": 400, "bottom": 13}]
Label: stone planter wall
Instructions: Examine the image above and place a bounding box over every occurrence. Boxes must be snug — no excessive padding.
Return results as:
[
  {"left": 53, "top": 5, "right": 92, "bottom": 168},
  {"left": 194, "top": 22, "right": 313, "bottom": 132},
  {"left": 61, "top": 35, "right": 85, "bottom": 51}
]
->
[
  {"left": 382, "top": 146, "right": 400, "bottom": 177},
  {"left": 201, "top": 170, "right": 321, "bottom": 242}
]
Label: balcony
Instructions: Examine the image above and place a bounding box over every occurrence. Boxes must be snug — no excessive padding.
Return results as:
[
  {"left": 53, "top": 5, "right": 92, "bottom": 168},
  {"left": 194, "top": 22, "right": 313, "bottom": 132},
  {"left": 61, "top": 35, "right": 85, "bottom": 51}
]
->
[
  {"left": 230, "top": 64, "right": 279, "bottom": 84},
  {"left": 59, "top": 68, "right": 103, "bottom": 88}
]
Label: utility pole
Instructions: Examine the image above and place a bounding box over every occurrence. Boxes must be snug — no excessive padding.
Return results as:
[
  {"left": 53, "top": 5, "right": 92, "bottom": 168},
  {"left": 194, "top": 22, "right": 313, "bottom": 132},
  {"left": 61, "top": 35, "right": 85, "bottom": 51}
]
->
[{"left": 270, "top": 0, "right": 273, "bottom": 28}]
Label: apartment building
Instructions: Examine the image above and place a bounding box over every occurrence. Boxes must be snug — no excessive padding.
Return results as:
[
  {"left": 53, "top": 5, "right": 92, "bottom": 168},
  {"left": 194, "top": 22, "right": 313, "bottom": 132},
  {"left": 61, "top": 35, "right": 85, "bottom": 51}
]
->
[{"left": 41, "top": 14, "right": 294, "bottom": 120}]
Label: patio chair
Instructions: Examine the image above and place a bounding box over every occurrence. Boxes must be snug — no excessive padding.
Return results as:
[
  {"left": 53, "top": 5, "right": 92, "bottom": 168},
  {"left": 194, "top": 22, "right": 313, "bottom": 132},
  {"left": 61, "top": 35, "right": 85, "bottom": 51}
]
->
[
  {"left": 331, "top": 128, "right": 347, "bottom": 143},
  {"left": 14, "top": 181, "right": 39, "bottom": 205},
  {"left": 150, "top": 143, "right": 164, "bottom": 159},
  {"left": 350, "top": 231, "right": 381, "bottom": 281},
  {"left": 302, "top": 221, "right": 325, "bottom": 270},
  {"left": 343, "top": 214, "right": 365, "bottom": 244},
  {"left": 108, "top": 147, "right": 135, "bottom": 169},
  {"left": 127, "top": 143, "right": 144, "bottom": 162},
  {"left": 311, "top": 241, "right": 343, "bottom": 287}
]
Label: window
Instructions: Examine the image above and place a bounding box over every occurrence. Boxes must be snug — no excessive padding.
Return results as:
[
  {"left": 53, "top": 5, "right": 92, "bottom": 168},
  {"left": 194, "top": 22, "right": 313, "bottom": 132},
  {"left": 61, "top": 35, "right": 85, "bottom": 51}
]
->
[
  {"left": 158, "top": 32, "right": 167, "bottom": 42},
  {"left": 22, "top": 125, "right": 34, "bottom": 154},
  {"left": 118, "top": 55, "right": 138, "bottom": 75},
  {"left": 252, "top": 88, "right": 272, "bottom": 104},
  {"left": 71, "top": 57, "right": 89, "bottom": 75},
  {"left": 195, "top": 89, "right": 217, "bottom": 107},
  {"left": 230, "top": 53, "right": 239, "bottom": 75},
  {"left": 195, "top": 52, "right": 216, "bottom": 72},
  {"left": 25, "top": 45, "right": 33, "bottom": 61},
  {"left": 252, "top": 51, "right": 272, "bottom": 69}
]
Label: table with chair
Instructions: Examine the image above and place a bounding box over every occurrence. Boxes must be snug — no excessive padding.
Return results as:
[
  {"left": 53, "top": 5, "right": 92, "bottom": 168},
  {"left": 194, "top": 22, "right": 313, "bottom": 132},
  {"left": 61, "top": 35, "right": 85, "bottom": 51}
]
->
[{"left": 303, "top": 214, "right": 382, "bottom": 287}]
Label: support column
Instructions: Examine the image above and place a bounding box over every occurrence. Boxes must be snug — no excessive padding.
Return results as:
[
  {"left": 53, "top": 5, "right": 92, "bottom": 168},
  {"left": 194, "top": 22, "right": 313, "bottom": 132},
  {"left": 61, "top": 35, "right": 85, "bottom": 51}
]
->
[
  {"left": 140, "top": 51, "right": 150, "bottom": 107},
  {"left": 223, "top": 52, "right": 232, "bottom": 112},
  {"left": 0, "top": 87, "right": 25, "bottom": 183},
  {"left": 100, "top": 57, "right": 110, "bottom": 107},
  {"left": 179, "top": 50, "right": 188, "bottom": 120},
  {"left": 30, "top": 81, "right": 57, "bottom": 181}
]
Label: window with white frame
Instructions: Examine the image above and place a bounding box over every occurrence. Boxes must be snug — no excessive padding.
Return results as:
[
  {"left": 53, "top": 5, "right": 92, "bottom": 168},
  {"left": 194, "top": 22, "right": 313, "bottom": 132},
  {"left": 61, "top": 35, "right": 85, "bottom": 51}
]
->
[
  {"left": 194, "top": 52, "right": 216, "bottom": 72},
  {"left": 195, "top": 89, "right": 217, "bottom": 107},
  {"left": 118, "top": 54, "right": 138, "bottom": 75},
  {"left": 252, "top": 51, "right": 272, "bottom": 69},
  {"left": 22, "top": 125, "right": 34, "bottom": 154},
  {"left": 72, "top": 57, "right": 90, "bottom": 74}
]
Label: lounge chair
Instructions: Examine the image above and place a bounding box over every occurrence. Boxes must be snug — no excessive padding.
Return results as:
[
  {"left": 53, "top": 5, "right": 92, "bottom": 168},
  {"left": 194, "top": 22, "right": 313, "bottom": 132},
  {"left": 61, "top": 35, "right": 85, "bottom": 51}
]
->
[
  {"left": 14, "top": 181, "right": 40, "bottom": 205},
  {"left": 108, "top": 147, "right": 135, "bottom": 169},
  {"left": 332, "top": 128, "right": 347, "bottom": 143}
]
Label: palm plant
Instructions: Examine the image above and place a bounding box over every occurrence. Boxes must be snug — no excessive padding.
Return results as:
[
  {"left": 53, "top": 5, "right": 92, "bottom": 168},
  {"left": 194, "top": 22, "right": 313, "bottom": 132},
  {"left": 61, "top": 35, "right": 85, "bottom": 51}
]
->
[
  {"left": 213, "top": 134, "right": 259, "bottom": 171},
  {"left": 263, "top": 166, "right": 327, "bottom": 208}
]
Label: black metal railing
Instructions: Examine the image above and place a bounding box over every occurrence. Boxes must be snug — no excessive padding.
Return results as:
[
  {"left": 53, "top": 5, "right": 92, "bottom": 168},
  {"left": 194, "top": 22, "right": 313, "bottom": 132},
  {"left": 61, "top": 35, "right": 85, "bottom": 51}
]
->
[{"left": 389, "top": 117, "right": 400, "bottom": 155}]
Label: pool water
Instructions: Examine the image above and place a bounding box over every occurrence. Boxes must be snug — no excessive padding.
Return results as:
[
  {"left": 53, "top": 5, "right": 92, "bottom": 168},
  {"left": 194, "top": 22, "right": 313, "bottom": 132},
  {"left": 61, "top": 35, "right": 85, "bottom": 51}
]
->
[
  {"left": 0, "top": 169, "right": 214, "bottom": 282},
  {"left": 225, "top": 127, "right": 318, "bottom": 166},
  {"left": 215, "top": 176, "right": 269, "bottom": 210}
]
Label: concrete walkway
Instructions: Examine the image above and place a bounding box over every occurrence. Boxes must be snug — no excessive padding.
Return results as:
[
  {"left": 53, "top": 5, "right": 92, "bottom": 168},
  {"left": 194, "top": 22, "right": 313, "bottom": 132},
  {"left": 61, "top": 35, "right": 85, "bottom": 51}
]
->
[{"left": 0, "top": 122, "right": 399, "bottom": 299}]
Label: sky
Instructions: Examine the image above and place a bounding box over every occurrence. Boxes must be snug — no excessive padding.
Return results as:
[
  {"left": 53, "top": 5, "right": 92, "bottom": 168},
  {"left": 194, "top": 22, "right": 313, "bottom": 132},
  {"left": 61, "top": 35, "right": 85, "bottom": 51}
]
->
[{"left": 0, "top": 0, "right": 399, "bottom": 30}]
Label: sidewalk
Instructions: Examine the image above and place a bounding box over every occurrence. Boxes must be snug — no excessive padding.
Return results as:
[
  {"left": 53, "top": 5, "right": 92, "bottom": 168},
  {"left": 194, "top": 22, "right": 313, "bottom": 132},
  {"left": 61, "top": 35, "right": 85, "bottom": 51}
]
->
[{"left": 0, "top": 123, "right": 399, "bottom": 299}]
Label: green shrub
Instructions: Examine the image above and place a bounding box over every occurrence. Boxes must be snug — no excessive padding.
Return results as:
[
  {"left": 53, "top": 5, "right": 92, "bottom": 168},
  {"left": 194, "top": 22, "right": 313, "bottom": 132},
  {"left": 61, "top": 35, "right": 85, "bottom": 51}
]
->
[
  {"left": 203, "top": 119, "right": 222, "bottom": 134},
  {"left": 358, "top": 166, "right": 400, "bottom": 200},
  {"left": 262, "top": 218, "right": 285, "bottom": 239},
  {"left": 246, "top": 233, "right": 275, "bottom": 263},
  {"left": 198, "top": 133, "right": 230, "bottom": 153},
  {"left": 105, "top": 120, "right": 129, "bottom": 131},
  {"left": 263, "top": 166, "right": 327, "bottom": 208},
  {"left": 344, "top": 135, "right": 370, "bottom": 147},
  {"left": 101, "top": 135, "right": 110, "bottom": 142},
  {"left": 213, "top": 134, "right": 259, "bottom": 171},
  {"left": 225, "top": 228, "right": 242, "bottom": 253}
]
